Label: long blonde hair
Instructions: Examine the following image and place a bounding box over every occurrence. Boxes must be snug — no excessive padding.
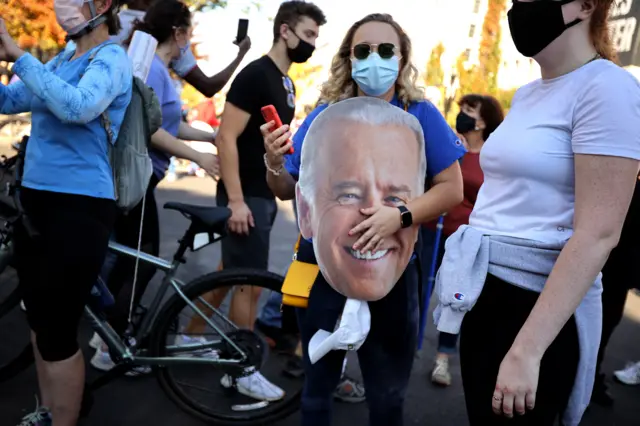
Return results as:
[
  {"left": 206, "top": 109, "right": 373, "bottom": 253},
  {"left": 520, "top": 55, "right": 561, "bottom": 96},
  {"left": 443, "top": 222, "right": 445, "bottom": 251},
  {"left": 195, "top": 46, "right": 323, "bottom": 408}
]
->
[{"left": 318, "top": 13, "right": 425, "bottom": 105}]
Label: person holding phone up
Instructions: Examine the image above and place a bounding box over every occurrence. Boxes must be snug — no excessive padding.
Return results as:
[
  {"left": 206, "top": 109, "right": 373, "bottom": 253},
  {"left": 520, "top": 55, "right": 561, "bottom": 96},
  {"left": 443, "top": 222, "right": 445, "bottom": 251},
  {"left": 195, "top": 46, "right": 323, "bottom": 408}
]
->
[
  {"left": 262, "top": 13, "right": 465, "bottom": 425},
  {"left": 179, "top": 1, "right": 328, "bottom": 403},
  {"left": 114, "top": 0, "right": 252, "bottom": 98}
]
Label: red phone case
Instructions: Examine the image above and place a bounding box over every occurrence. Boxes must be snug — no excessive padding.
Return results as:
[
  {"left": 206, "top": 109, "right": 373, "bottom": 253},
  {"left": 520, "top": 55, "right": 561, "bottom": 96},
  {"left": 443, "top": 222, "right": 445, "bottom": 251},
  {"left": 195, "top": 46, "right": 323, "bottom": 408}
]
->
[{"left": 261, "top": 105, "right": 294, "bottom": 154}]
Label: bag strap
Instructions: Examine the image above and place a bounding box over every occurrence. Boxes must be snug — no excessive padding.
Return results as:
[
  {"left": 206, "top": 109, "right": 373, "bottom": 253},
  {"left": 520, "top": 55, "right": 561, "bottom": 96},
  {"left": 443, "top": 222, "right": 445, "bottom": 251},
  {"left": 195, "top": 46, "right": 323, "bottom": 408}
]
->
[
  {"left": 292, "top": 234, "right": 302, "bottom": 260},
  {"left": 80, "top": 42, "right": 119, "bottom": 199}
]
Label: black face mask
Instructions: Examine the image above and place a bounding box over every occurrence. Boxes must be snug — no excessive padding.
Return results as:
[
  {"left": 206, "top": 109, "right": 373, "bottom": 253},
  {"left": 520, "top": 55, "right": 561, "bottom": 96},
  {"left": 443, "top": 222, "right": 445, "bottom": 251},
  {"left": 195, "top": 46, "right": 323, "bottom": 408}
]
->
[
  {"left": 456, "top": 112, "right": 477, "bottom": 135},
  {"left": 508, "top": 0, "right": 582, "bottom": 58},
  {"left": 286, "top": 31, "right": 315, "bottom": 63}
]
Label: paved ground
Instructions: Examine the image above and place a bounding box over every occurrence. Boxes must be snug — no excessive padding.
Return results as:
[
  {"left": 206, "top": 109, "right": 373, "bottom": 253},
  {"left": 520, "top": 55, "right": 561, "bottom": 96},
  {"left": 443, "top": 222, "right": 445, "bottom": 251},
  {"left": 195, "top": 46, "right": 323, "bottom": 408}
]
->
[{"left": 0, "top": 175, "right": 639, "bottom": 425}]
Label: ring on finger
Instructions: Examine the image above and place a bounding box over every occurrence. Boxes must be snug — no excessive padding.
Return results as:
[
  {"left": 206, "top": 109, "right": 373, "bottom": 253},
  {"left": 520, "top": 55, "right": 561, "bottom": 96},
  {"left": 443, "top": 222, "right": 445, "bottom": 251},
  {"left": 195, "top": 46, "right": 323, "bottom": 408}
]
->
[{"left": 493, "top": 395, "right": 503, "bottom": 401}]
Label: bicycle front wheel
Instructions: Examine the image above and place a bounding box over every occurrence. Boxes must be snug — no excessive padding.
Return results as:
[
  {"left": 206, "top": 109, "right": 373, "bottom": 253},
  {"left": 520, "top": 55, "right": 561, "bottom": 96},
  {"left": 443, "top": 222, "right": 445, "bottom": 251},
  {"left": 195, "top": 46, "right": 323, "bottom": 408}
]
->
[{"left": 150, "top": 268, "right": 303, "bottom": 426}]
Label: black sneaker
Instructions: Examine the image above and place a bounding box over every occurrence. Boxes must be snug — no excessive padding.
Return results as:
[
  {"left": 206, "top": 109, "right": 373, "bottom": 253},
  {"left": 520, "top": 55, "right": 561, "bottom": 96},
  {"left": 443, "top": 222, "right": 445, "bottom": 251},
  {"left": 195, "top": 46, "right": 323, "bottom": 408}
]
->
[
  {"left": 255, "top": 319, "right": 297, "bottom": 353},
  {"left": 591, "top": 374, "right": 614, "bottom": 407}
]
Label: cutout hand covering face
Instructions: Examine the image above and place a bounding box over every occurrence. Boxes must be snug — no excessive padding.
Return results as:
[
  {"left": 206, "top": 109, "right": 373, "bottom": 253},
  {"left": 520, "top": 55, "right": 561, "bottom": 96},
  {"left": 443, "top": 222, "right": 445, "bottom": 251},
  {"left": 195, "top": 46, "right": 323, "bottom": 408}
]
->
[{"left": 296, "top": 98, "right": 425, "bottom": 363}]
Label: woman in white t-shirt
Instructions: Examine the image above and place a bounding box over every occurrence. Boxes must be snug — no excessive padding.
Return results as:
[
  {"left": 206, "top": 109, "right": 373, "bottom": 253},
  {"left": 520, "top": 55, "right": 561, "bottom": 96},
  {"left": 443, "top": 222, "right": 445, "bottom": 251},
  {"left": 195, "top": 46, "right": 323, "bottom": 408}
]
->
[{"left": 435, "top": 1, "right": 640, "bottom": 426}]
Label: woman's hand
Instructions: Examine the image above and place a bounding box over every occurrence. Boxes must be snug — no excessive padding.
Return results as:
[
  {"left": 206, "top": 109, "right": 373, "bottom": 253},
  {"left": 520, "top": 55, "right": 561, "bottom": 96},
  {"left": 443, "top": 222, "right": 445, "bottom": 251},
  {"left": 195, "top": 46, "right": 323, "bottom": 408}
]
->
[
  {"left": 349, "top": 206, "right": 402, "bottom": 253},
  {"left": 234, "top": 36, "right": 251, "bottom": 57},
  {"left": 260, "top": 121, "right": 292, "bottom": 170},
  {"left": 492, "top": 349, "right": 541, "bottom": 418},
  {"left": 0, "top": 19, "right": 24, "bottom": 62},
  {"left": 195, "top": 152, "right": 220, "bottom": 179}
]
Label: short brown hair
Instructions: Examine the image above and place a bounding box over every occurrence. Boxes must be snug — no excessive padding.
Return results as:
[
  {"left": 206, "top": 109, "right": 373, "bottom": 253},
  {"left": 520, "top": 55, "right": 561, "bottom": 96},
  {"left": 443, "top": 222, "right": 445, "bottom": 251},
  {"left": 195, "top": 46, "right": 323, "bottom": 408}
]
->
[
  {"left": 272, "top": 1, "right": 326, "bottom": 43},
  {"left": 458, "top": 94, "right": 505, "bottom": 141}
]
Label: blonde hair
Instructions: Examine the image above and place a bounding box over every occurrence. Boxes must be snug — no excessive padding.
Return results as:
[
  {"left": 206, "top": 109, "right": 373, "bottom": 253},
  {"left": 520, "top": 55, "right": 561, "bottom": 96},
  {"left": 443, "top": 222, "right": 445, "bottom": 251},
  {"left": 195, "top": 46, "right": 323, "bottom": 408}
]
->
[{"left": 318, "top": 13, "right": 425, "bottom": 106}]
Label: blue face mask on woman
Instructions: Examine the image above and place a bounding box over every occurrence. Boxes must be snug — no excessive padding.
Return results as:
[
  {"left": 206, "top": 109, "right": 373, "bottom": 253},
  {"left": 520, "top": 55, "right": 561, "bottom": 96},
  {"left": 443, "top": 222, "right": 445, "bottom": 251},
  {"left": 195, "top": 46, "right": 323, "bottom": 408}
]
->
[{"left": 351, "top": 53, "right": 400, "bottom": 97}]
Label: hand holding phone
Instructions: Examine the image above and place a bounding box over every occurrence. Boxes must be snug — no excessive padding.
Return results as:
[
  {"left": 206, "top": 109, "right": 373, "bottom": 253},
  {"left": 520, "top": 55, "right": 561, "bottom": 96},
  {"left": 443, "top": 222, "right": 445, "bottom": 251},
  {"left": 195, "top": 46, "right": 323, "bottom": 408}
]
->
[
  {"left": 236, "top": 19, "right": 249, "bottom": 44},
  {"left": 261, "top": 105, "right": 294, "bottom": 154}
]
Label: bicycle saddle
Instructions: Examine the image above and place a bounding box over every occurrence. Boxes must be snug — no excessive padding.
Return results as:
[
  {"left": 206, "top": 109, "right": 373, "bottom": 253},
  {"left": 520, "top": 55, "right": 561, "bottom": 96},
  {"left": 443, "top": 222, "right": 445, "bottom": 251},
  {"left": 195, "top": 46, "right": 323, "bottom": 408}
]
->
[{"left": 164, "top": 202, "right": 231, "bottom": 234}]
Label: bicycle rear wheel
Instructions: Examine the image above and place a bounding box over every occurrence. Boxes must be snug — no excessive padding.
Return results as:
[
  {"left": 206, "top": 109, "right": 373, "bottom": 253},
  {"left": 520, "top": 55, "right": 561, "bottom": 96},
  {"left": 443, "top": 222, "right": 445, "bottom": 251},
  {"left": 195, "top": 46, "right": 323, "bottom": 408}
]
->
[
  {"left": 0, "top": 198, "right": 33, "bottom": 384},
  {"left": 150, "top": 268, "right": 302, "bottom": 426}
]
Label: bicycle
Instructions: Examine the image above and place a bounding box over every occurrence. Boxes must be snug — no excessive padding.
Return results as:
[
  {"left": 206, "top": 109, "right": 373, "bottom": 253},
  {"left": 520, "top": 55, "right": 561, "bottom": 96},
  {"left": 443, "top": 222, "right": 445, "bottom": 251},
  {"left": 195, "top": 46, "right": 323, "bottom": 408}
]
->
[{"left": 0, "top": 138, "right": 303, "bottom": 425}]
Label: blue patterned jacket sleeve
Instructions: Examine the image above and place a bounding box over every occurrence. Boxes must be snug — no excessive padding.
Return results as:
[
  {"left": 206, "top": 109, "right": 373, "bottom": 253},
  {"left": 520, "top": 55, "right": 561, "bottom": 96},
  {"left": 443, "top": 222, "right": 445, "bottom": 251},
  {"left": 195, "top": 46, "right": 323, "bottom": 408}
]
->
[
  {"left": 10, "top": 45, "right": 131, "bottom": 124},
  {"left": 0, "top": 57, "right": 58, "bottom": 115}
]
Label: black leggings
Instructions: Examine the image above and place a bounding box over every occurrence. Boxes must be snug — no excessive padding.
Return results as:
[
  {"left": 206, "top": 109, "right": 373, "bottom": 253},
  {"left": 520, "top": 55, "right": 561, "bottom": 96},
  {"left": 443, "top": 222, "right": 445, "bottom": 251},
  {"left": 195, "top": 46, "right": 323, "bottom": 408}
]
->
[
  {"left": 14, "top": 188, "right": 116, "bottom": 362},
  {"left": 105, "top": 174, "right": 161, "bottom": 336},
  {"left": 594, "top": 243, "right": 638, "bottom": 384},
  {"left": 460, "top": 274, "right": 579, "bottom": 426}
]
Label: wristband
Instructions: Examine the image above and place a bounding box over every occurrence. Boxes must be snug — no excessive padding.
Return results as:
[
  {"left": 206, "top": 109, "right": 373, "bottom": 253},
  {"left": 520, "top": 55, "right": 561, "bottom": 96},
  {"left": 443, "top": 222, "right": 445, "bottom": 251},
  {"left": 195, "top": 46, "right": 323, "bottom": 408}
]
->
[{"left": 264, "top": 154, "right": 284, "bottom": 176}]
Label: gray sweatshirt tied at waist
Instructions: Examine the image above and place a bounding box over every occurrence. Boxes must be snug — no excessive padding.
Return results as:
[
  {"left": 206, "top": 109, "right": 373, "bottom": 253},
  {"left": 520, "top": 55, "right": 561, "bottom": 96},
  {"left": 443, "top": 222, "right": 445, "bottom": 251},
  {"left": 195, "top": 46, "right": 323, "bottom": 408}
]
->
[{"left": 433, "top": 225, "right": 602, "bottom": 426}]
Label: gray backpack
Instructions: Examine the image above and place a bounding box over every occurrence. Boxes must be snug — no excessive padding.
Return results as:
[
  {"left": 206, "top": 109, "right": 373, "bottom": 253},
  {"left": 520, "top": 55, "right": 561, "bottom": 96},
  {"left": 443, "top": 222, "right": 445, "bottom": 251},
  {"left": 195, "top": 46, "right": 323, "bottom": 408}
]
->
[
  {"left": 86, "top": 44, "right": 161, "bottom": 212},
  {"left": 101, "top": 75, "right": 161, "bottom": 212}
]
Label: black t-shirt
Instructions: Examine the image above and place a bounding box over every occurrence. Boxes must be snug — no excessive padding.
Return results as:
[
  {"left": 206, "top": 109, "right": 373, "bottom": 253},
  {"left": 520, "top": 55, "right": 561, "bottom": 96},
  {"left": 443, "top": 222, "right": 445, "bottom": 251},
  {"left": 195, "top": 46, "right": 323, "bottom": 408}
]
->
[
  {"left": 619, "top": 177, "right": 640, "bottom": 247},
  {"left": 218, "top": 55, "right": 296, "bottom": 199}
]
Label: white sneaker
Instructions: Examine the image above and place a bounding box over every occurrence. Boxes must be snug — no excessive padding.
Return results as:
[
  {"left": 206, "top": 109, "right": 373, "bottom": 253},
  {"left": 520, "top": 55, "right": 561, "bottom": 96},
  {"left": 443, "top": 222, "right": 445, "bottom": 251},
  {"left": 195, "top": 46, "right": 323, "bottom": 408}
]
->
[
  {"left": 90, "top": 347, "right": 151, "bottom": 377},
  {"left": 174, "top": 334, "right": 219, "bottom": 359},
  {"left": 221, "top": 367, "right": 285, "bottom": 401},
  {"left": 89, "top": 332, "right": 103, "bottom": 350},
  {"left": 431, "top": 357, "right": 452, "bottom": 387},
  {"left": 614, "top": 361, "right": 640, "bottom": 385}
]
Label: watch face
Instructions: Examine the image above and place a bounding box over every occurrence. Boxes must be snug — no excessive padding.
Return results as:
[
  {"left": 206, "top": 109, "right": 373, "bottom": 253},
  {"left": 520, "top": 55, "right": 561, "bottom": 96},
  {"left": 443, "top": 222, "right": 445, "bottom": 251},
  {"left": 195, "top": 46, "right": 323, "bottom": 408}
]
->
[{"left": 401, "top": 211, "right": 411, "bottom": 227}]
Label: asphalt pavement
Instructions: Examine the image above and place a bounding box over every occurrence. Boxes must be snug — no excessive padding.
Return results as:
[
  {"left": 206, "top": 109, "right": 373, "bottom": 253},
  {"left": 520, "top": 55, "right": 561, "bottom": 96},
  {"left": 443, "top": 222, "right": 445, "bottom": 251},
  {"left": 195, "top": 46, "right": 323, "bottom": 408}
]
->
[{"left": 0, "top": 175, "right": 639, "bottom": 426}]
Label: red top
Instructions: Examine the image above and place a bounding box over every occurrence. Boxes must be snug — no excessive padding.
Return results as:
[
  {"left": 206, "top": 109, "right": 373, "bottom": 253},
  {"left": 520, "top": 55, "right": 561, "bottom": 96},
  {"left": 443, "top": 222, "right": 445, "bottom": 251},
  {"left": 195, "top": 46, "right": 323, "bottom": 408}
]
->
[
  {"left": 424, "top": 152, "right": 484, "bottom": 236},
  {"left": 195, "top": 99, "right": 220, "bottom": 128}
]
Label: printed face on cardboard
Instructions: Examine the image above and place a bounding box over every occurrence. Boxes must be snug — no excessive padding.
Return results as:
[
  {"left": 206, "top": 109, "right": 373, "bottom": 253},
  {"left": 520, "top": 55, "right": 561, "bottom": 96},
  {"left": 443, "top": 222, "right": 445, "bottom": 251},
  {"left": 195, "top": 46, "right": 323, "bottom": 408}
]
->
[{"left": 296, "top": 120, "right": 422, "bottom": 301}]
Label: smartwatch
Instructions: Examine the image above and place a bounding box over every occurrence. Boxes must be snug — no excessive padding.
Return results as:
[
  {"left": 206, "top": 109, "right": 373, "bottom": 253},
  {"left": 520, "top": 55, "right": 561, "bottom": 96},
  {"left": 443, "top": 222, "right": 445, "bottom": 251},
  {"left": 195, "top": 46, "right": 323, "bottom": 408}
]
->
[{"left": 397, "top": 206, "right": 413, "bottom": 229}]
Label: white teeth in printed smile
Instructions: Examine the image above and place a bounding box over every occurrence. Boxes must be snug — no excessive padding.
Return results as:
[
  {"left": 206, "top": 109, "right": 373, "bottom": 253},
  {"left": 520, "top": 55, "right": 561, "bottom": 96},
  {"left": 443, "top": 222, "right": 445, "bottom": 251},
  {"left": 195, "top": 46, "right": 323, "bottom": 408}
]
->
[{"left": 348, "top": 248, "right": 388, "bottom": 260}]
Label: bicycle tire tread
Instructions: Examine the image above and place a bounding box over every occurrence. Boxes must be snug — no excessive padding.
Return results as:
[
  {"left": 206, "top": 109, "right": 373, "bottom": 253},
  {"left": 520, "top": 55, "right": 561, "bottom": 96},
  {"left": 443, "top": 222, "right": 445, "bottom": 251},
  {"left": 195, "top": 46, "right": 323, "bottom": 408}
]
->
[{"left": 150, "top": 268, "right": 301, "bottom": 426}]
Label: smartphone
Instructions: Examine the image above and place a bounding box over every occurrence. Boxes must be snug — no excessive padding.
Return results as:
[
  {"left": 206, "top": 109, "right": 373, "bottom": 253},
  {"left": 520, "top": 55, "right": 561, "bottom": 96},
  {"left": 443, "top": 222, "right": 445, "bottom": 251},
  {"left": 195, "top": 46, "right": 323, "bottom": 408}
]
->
[
  {"left": 261, "top": 105, "right": 294, "bottom": 154},
  {"left": 236, "top": 19, "right": 249, "bottom": 43}
]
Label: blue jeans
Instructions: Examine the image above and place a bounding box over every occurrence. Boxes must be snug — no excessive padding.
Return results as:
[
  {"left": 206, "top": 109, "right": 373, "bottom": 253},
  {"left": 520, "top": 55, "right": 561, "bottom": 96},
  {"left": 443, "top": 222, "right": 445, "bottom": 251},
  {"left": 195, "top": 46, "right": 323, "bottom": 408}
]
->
[
  {"left": 420, "top": 227, "right": 458, "bottom": 354},
  {"left": 258, "top": 291, "right": 283, "bottom": 328},
  {"left": 297, "top": 262, "right": 419, "bottom": 426}
]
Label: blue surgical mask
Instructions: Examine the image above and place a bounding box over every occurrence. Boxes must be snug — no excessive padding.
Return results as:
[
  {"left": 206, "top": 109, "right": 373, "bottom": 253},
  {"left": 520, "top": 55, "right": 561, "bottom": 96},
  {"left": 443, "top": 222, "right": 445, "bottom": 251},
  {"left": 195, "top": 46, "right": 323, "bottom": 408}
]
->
[
  {"left": 351, "top": 53, "right": 399, "bottom": 97},
  {"left": 180, "top": 40, "right": 192, "bottom": 56},
  {"left": 170, "top": 41, "right": 197, "bottom": 78}
]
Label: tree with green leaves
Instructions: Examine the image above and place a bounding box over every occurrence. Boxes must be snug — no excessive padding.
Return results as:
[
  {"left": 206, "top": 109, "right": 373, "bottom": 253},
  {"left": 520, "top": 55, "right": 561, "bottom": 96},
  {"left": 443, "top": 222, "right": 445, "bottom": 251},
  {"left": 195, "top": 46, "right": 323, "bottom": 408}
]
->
[{"left": 425, "top": 42, "right": 445, "bottom": 87}]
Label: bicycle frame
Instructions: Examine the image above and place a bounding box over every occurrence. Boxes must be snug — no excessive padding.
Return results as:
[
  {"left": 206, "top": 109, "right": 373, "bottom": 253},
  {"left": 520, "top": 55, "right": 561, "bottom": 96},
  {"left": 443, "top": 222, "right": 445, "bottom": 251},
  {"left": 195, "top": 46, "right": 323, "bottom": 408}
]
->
[
  {"left": 88, "top": 236, "right": 250, "bottom": 370},
  {"left": 0, "top": 142, "right": 250, "bottom": 374}
]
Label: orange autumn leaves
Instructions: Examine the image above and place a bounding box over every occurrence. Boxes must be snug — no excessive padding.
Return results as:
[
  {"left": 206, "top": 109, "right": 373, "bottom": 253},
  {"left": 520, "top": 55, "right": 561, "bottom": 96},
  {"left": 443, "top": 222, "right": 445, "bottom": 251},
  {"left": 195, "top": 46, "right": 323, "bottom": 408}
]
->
[{"left": 0, "top": 0, "right": 65, "bottom": 53}]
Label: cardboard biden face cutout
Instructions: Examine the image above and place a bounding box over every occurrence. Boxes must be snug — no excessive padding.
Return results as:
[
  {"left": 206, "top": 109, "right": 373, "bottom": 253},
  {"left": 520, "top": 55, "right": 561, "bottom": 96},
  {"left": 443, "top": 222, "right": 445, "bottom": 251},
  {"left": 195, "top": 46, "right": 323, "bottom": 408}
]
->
[{"left": 296, "top": 97, "right": 426, "bottom": 301}]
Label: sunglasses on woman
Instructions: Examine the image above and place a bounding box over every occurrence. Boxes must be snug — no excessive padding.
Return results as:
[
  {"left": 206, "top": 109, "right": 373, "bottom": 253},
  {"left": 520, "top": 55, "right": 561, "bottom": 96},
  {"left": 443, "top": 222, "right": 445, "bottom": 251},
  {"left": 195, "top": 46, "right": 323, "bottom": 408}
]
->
[{"left": 351, "top": 43, "right": 399, "bottom": 60}]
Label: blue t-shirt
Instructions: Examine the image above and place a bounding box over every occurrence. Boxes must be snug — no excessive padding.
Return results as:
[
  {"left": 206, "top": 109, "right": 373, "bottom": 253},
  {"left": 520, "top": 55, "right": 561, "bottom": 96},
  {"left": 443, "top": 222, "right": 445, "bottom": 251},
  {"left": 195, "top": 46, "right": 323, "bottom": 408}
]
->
[
  {"left": 286, "top": 96, "right": 465, "bottom": 180},
  {"left": 146, "top": 55, "right": 182, "bottom": 178},
  {"left": 0, "top": 42, "right": 132, "bottom": 199}
]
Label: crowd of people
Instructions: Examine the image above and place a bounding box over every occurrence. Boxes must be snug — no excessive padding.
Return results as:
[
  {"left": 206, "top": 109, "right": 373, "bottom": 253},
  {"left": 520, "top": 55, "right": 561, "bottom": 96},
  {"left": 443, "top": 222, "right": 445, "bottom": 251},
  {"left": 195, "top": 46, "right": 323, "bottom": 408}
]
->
[{"left": 0, "top": 0, "right": 639, "bottom": 426}]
